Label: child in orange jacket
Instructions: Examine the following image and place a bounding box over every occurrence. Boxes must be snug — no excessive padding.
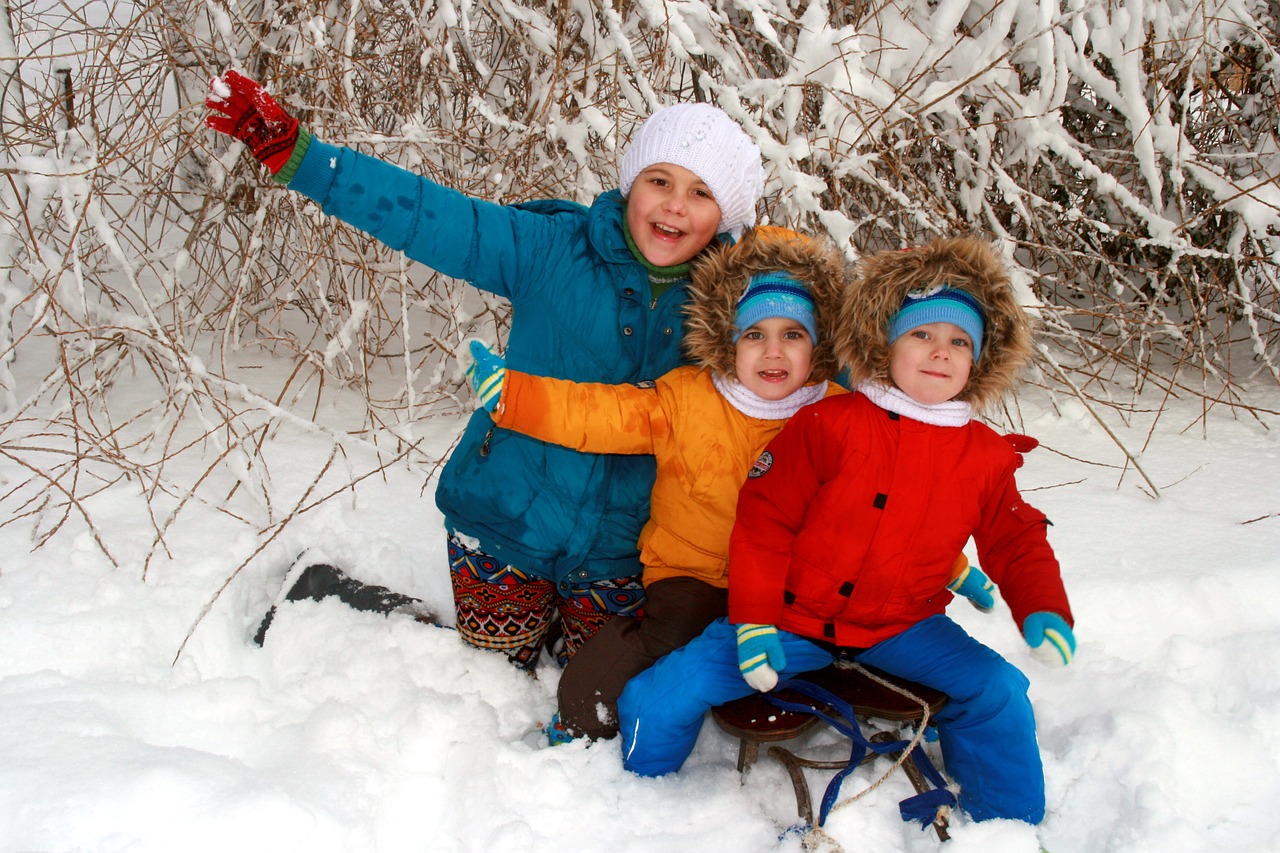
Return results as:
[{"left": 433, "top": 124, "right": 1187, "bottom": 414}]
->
[{"left": 463, "top": 229, "right": 991, "bottom": 741}]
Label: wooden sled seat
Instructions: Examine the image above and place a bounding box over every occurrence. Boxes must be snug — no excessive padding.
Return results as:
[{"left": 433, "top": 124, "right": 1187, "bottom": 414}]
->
[{"left": 712, "top": 663, "right": 951, "bottom": 837}]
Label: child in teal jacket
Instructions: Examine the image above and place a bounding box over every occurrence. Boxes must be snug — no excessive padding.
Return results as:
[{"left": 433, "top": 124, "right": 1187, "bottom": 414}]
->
[{"left": 206, "top": 71, "right": 764, "bottom": 666}]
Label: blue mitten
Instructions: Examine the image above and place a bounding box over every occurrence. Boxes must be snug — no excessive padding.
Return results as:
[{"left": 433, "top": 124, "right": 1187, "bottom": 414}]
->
[
  {"left": 947, "top": 561, "right": 995, "bottom": 612},
  {"left": 736, "top": 623, "right": 786, "bottom": 692},
  {"left": 1022, "top": 611, "right": 1076, "bottom": 667},
  {"left": 464, "top": 340, "right": 506, "bottom": 413}
]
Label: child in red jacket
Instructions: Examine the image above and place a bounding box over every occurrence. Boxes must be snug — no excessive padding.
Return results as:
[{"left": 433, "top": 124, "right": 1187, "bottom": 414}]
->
[{"left": 617, "top": 235, "right": 1075, "bottom": 826}]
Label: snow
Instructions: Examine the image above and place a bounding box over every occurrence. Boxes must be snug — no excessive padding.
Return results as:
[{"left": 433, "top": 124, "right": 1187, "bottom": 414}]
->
[{"left": 2, "top": 368, "right": 1279, "bottom": 853}]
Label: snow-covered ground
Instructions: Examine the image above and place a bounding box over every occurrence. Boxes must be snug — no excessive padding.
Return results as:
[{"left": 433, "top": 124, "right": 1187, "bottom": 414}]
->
[{"left": 1, "top": 372, "right": 1278, "bottom": 853}]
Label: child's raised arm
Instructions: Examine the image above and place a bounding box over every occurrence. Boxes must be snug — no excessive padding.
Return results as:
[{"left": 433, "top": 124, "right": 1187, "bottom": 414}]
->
[
  {"left": 206, "top": 71, "right": 303, "bottom": 179},
  {"left": 204, "top": 71, "right": 570, "bottom": 297}
]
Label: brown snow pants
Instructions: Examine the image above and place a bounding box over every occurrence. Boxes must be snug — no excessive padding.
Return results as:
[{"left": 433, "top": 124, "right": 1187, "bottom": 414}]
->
[{"left": 557, "top": 576, "right": 728, "bottom": 740}]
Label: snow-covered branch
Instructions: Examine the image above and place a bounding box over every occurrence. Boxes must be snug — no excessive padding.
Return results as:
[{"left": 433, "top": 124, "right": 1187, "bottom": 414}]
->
[{"left": 0, "top": 0, "right": 1276, "bottom": 562}]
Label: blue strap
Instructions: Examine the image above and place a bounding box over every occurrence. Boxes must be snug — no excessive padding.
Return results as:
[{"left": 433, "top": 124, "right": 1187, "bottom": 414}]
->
[
  {"left": 765, "top": 678, "right": 956, "bottom": 828},
  {"left": 899, "top": 787, "right": 957, "bottom": 826}
]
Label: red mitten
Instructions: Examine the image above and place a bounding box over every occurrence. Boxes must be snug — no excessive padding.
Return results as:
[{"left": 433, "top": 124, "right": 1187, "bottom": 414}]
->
[{"left": 205, "top": 70, "right": 299, "bottom": 175}]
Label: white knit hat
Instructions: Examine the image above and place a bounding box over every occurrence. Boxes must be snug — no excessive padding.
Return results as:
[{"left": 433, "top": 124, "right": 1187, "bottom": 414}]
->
[{"left": 618, "top": 103, "right": 764, "bottom": 238}]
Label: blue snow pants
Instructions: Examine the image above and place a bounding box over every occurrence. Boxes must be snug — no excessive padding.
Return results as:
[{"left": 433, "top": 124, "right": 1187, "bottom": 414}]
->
[{"left": 617, "top": 615, "right": 1045, "bottom": 824}]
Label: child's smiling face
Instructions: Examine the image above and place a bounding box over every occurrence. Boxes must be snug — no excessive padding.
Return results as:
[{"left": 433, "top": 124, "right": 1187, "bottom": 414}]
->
[
  {"left": 888, "top": 321, "right": 974, "bottom": 405},
  {"left": 625, "top": 163, "right": 722, "bottom": 268},
  {"left": 733, "top": 317, "right": 815, "bottom": 401}
]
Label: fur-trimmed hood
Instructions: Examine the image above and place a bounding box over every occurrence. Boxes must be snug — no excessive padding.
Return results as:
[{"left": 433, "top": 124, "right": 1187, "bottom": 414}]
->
[
  {"left": 836, "top": 235, "right": 1033, "bottom": 411},
  {"left": 683, "top": 226, "right": 849, "bottom": 383}
]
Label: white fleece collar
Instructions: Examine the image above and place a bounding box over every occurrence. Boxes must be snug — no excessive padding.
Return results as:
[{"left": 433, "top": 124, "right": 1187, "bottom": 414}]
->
[
  {"left": 713, "top": 373, "right": 828, "bottom": 420},
  {"left": 857, "top": 381, "right": 972, "bottom": 427}
]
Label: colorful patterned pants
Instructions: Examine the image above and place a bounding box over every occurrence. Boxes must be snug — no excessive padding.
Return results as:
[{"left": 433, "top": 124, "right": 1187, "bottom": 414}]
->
[{"left": 448, "top": 534, "right": 645, "bottom": 670}]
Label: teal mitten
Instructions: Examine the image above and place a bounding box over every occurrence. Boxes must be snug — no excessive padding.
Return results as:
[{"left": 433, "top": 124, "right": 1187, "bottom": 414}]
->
[
  {"left": 736, "top": 623, "right": 786, "bottom": 692},
  {"left": 947, "top": 562, "right": 996, "bottom": 612},
  {"left": 1022, "top": 611, "right": 1076, "bottom": 667},
  {"left": 464, "top": 340, "right": 506, "bottom": 413}
]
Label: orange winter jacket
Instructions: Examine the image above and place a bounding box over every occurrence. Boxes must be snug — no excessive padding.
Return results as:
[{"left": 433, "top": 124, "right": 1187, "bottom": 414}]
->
[{"left": 495, "top": 365, "right": 845, "bottom": 588}]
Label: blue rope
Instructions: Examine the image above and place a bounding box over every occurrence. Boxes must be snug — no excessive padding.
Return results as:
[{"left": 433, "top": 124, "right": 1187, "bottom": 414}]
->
[{"left": 764, "top": 678, "right": 957, "bottom": 828}]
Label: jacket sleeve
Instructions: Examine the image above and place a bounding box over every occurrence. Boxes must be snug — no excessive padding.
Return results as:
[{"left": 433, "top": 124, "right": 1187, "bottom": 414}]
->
[
  {"left": 493, "top": 369, "right": 669, "bottom": 456},
  {"left": 286, "top": 137, "right": 568, "bottom": 300},
  {"left": 727, "top": 407, "right": 831, "bottom": 626},
  {"left": 974, "top": 469, "right": 1073, "bottom": 630}
]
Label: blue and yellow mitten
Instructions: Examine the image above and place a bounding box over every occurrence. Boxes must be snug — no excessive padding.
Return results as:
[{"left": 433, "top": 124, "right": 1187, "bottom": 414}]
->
[
  {"left": 736, "top": 623, "right": 786, "bottom": 692},
  {"left": 947, "top": 561, "right": 996, "bottom": 612},
  {"left": 464, "top": 340, "right": 506, "bottom": 413},
  {"left": 1022, "top": 611, "right": 1076, "bottom": 667}
]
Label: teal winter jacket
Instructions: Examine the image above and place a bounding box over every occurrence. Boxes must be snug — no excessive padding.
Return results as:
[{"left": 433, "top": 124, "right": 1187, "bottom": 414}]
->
[{"left": 286, "top": 138, "right": 697, "bottom": 590}]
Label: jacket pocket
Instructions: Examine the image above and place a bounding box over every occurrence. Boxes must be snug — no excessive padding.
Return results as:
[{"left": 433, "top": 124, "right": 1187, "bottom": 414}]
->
[
  {"left": 783, "top": 556, "right": 851, "bottom": 620},
  {"left": 436, "top": 417, "right": 542, "bottom": 523}
]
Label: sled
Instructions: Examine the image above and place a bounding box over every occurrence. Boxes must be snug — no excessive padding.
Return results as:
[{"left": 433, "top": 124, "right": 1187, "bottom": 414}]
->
[{"left": 712, "top": 662, "right": 953, "bottom": 839}]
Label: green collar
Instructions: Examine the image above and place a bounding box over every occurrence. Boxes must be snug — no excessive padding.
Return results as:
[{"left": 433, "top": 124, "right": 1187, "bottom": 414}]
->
[{"left": 622, "top": 213, "right": 693, "bottom": 284}]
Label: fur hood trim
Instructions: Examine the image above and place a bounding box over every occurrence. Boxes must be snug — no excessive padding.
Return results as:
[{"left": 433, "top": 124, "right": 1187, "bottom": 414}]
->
[
  {"left": 683, "top": 226, "right": 849, "bottom": 383},
  {"left": 836, "top": 236, "right": 1032, "bottom": 411}
]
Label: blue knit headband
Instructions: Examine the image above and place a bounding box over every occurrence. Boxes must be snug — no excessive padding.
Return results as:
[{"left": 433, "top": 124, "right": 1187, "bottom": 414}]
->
[
  {"left": 888, "top": 286, "right": 986, "bottom": 360},
  {"left": 733, "top": 271, "right": 818, "bottom": 343}
]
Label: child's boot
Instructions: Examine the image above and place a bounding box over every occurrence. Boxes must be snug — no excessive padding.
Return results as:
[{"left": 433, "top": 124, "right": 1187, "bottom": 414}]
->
[{"left": 254, "top": 552, "right": 434, "bottom": 645}]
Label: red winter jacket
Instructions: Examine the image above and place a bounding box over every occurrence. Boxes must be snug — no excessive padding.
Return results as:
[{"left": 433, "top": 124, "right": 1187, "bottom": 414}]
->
[{"left": 729, "top": 392, "right": 1072, "bottom": 648}]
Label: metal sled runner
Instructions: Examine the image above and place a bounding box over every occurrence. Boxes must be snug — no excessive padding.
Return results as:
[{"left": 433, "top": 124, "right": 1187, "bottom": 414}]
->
[{"left": 712, "top": 663, "right": 954, "bottom": 839}]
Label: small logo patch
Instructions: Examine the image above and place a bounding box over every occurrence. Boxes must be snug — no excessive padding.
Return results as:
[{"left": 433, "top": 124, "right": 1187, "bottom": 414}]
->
[
  {"left": 748, "top": 451, "right": 774, "bottom": 478},
  {"left": 633, "top": 380, "right": 657, "bottom": 389}
]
